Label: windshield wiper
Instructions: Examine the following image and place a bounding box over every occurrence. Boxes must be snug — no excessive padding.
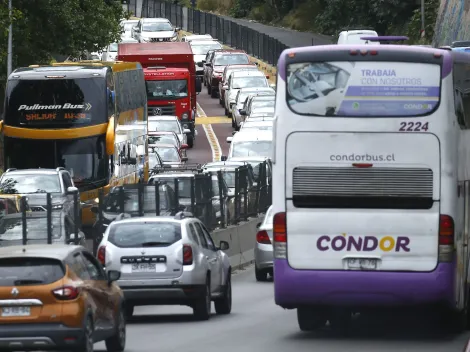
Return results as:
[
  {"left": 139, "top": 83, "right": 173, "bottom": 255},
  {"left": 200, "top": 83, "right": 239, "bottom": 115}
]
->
[
  {"left": 13, "top": 279, "right": 44, "bottom": 285},
  {"left": 141, "top": 241, "right": 171, "bottom": 247}
]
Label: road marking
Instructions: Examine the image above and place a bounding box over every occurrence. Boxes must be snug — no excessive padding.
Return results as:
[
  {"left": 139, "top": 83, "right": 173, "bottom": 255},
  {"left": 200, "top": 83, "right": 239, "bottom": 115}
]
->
[
  {"left": 198, "top": 103, "right": 221, "bottom": 162},
  {"left": 196, "top": 117, "right": 231, "bottom": 124}
]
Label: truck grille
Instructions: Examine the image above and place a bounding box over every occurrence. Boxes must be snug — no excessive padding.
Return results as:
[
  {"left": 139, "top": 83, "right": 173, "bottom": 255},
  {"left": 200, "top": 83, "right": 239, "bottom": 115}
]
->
[
  {"left": 150, "top": 38, "right": 171, "bottom": 42},
  {"left": 148, "top": 105, "right": 176, "bottom": 116},
  {"left": 292, "top": 167, "right": 434, "bottom": 209}
]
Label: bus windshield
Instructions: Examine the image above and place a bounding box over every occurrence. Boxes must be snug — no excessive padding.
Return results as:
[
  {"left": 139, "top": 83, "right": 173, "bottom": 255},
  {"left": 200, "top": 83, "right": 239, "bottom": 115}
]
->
[
  {"left": 5, "top": 77, "right": 107, "bottom": 126},
  {"left": 3, "top": 136, "right": 107, "bottom": 189},
  {"left": 286, "top": 61, "right": 441, "bottom": 117}
]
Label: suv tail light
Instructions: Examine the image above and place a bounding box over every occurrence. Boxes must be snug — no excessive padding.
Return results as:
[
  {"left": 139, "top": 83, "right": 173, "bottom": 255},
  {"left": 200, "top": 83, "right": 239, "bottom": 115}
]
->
[
  {"left": 256, "top": 230, "right": 271, "bottom": 244},
  {"left": 438, "top": 214, "right": 454, "bottom": 262},
  {"left": 273, "top": 212, "right": 286, "bottom": 259},
  {"left": 97, "top": 246, "right": 106, "bottom": 265},
  {"left": 183, "top": 244, "right": 193, "bottom": 265},
  {"left": 52, "top": 286, "right": 80, "bottom": 300}
]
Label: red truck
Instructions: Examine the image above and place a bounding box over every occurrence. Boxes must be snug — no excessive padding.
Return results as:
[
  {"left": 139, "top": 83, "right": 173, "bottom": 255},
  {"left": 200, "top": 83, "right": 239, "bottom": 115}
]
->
[{"left": 117, "top": 42, "right": 201, "bottom": 147}]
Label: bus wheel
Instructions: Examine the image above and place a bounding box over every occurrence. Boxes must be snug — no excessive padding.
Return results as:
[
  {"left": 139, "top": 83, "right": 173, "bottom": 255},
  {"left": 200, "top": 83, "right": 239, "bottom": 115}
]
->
[{"left": 297, "top": 306, "right": 327, "bottom": 332}]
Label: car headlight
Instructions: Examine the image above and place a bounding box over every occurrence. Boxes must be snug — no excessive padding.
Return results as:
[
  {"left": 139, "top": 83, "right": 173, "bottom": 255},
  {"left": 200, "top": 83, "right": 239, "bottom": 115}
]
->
[
  {"left": 52, "top": 204, "right": 63, "bottom": 210},
  {"left": 182, "top": 113, "right": 189, "bottom": 120}
]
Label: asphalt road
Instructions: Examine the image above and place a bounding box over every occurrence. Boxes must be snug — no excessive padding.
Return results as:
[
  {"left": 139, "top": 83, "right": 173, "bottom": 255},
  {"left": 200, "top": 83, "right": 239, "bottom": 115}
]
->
[
  {"left": 92, "top": 265, "right": 470, "bottom": 352},
  {"left": 185, "top": 89, "right": 233, "bottom": 165}
]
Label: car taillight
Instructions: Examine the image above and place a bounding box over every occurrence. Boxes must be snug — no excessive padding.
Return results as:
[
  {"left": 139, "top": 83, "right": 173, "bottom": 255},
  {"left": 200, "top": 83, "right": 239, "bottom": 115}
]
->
[
  {"left": 183, "top": 244, "right": 193, "bottom": 265},
  {"left": 97, "top": 246, "right": 106, "bottom": 265},
  {"left": 273, "top": 212, "right": 286, "bottom": 259},
  {"left": 52, "top": 286, "right": 80, "bottom": 300},
  {"left": 256, "top": 230, "right": 271, "bottom": 244},
  {"left": 438, "top": 214, "right": 454, "bottom": 262}
]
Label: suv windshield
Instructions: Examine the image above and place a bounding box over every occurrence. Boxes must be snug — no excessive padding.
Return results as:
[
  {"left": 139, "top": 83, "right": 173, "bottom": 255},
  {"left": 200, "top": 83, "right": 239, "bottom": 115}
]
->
[
  {"left": 232, "top": 141, "right": 272, "bottom": 158},
  {"left": 104, "top": 188, "right": 170, "bottom": 213},
  {"left": 108, "top": 222, "right": 181, "bottom": 248},
  {"left": 233, "top": 76, "right": 267, "bottom": 89},
  {"left": 0, "top": 174, "right": 61, "bottom": 194},
  {"left": 0, "top": 258, "right": 64, "bottom": 286},
  {"left": 142, "top": 22, "right": 173, "bottom": 32},
  {"left": 148, "top": 134, "right": 178, "bottom": 145},
  {"left": 148, "top": 120, "right": 180, "bottom": 133},
  {"left": 153, "top": 147, "right": 180, "bottom": 162},
  {"left": 214, "top": 54, "right": 249, "bottom": 66}
]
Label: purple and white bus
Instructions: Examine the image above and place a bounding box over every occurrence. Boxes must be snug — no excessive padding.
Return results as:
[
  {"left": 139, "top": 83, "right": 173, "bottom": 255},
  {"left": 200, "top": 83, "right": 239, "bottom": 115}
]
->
[{"left": 271, "top": 44, "right": 470, "bottom": 331}]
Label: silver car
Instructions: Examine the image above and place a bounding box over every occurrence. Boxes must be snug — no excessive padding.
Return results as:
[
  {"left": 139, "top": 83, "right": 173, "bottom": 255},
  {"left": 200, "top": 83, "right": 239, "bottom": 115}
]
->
[
  {"left": 150, "top": 143, "right": 187, "bottom": 167},
  {"left": 148, "top": 115, "right": 190, "bottom": 146},
  {"left": 254, "top": 205, "right": 273, "bottom": 281},
  {"left": 97, "top": 213, "right": 232, "bottom": 320},
  {"left": 232, "top": 88, "right": 275, "bottom": 129}
]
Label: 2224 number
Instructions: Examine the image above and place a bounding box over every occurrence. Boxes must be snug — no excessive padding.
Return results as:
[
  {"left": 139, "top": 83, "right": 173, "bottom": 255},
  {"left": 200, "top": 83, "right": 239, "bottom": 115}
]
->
[{"left": 399, "top": 122, "right": 429, "bottom": 132}]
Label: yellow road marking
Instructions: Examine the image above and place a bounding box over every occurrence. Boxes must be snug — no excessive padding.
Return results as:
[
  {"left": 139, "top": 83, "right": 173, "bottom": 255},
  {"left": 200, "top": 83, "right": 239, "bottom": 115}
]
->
[
  {"left": 196, "top": 117, "right": 231, "bottom": 124},
  {"left": 202, "top": 124, "right": 221, "bottom": 161}
]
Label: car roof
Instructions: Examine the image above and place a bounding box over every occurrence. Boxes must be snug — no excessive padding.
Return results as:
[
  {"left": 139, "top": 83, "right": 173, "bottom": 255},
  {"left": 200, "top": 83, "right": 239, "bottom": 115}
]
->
[
  {"left": 239, "top": 87, "right": 274, "bottom": 93},
  {"left": 213, "top": 49, "right": 246, "bottom": 54},
  {"left": 112, "top": 217, "right": 189, "bottom": 225},
  {"left": 142, "top": 17, "right": 171, "bottom": 23},
  {"left": 148, "top": 131, "right": 177, "bottom": 135},
  {"left": 148, "top": 115, "right": 179, "bottom": 121},
  {"left": 242, "top": 121, "right": 273, "bottom": 127},
  {"left": 3, "top": 169, "right": 59, "bottom": 175},
  {"left": 152, "top": 143, "right": 178, "bottom": 149},
  {"left": 232, "top": 70, "right": 265, "bottom": 77},
  {"left": 232, "top": 130, "right": 272, "bottom": 142},
  {"left": 250, "top": 95, "right": 275, "bottom": 101},
  {"left": 0, "top": 244, "right": 82, "bottom": 260}
]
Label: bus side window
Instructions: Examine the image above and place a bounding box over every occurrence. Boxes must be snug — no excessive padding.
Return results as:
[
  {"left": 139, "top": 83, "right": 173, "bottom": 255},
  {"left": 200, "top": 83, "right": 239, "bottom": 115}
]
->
[{"left": 106, "top": 70, "right": 115, "bottom": 119}]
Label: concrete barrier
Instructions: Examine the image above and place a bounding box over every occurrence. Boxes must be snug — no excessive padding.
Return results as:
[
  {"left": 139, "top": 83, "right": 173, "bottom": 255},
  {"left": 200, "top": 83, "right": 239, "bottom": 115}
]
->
[{"left": 211, "top": 215, "right": 264, "bottom": 270}]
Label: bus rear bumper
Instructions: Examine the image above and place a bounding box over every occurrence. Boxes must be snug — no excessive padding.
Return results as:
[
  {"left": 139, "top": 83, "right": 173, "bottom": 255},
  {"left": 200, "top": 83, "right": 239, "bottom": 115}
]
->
[{"left": 274, "top": 259, "right": 454, "bottom": 309}]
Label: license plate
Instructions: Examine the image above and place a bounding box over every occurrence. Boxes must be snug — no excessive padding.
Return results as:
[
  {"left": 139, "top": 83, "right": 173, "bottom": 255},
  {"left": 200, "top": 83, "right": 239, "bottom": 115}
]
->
[
  {"left": 2, "top": 306, "right": 31, "bottom": 317},
  {"left": 132, "top": 263, "right": 156, "bottom": 272},
  {"left": 347, "top": 258, "right": 377, "bottom": 270}
]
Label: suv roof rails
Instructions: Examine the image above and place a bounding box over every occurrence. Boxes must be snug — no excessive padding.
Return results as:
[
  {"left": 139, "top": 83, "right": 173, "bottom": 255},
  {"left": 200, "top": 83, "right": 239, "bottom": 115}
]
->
[
  {"left": 5, "top": 168, "right": 17, "bottom": 173},
  {"left": 56, "top": 167, "right": 66, "bottom": 172},
  {"left": 115, "top": 213, "right": 132, "bottom": 221},
  {"left": 174, "top": 211, "right": 194, "bottom": 220}
]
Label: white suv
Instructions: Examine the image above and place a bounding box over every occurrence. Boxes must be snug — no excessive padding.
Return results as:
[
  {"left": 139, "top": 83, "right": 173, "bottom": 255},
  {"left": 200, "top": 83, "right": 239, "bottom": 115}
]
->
[{"left": 96, "top": 212, "right": 232, "bottom": 320}]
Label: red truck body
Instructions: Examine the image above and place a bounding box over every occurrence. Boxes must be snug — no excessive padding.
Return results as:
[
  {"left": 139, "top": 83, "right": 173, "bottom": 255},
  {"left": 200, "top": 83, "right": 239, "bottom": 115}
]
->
[{"left": 117, "top": 42, "right": 201, "bottom": 147}]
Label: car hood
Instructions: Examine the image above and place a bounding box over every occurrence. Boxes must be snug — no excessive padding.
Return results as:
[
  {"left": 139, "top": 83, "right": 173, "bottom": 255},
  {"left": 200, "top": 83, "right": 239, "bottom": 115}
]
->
[{"left": 142, "top": 31, "right": 175, "bottom": 38}]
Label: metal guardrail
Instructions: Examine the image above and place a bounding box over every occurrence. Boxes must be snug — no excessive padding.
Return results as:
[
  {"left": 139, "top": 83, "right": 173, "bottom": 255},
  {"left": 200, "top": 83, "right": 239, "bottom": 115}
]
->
[{"left": 134, "top": 0, "right": 290, "bottom": 66}]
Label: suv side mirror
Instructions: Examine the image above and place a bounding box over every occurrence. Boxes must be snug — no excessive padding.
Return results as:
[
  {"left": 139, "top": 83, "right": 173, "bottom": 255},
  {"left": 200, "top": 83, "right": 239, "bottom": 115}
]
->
[
  {"left": 219, "top": 240, "right": 229, "bottom": 251},
  {"left": 67, "top": 186, "right": 79, "bottom": 194},
  {"left": 107, "top": 270, "right": 121, "bottom": 286}
]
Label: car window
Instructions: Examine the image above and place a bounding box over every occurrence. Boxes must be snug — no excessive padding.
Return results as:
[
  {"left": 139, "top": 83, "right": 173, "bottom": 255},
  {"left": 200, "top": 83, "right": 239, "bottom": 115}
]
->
[
  {"left": 199, "top": 223, "right": 216, "bottom": 251},
  {"left": 192, "top": 222, "right": 208, "bottom": 249},
  {"left": 108, "top": 221, "right": 182, "bottom": 248},
  {"left": 0, "top": 257, "right": 65, "bottom": 286},
  {"left": 69, "top": 252, "right": 91, "bottom": 280},
  {"left": 62, "top": 173, "right": 73, "bottom": 188},
  {"left": 0, "top": 174, "right": 61, "bottom": 194},
  {"left": 81, "top": 252, "right": 106, "bottom": 280},
  {"left": 188, "top": 223, "right": 200, "bottom": 245}
]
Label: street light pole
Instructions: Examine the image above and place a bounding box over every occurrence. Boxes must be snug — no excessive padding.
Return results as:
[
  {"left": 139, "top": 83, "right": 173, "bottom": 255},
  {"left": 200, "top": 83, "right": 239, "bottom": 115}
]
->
[
  {"left": 7, "top": 0, "right": 13, "bottom": 77},
  {"left": 421, "top": 0, "right": 425, "bottom": 38}
]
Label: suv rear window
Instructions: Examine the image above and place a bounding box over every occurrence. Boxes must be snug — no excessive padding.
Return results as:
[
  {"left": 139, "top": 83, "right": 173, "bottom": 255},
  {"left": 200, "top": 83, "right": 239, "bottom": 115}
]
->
[
  {"left": 0, "top": 258, "right": 64, "bottom": 286},
  {"left": 108, "top": 222, "right": 182, "bottom": 248}
]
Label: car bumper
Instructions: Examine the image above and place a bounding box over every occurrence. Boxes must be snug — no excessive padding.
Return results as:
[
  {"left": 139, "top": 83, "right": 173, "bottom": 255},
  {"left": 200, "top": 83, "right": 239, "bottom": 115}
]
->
[
  {"left": 255, "top": 243, "right": 273, "bottom": 269},
  {"left": 274, "top": 259, "right": 455, "bottom": 309},
  {"left": 0, "top": 323, "right": 84, "bottom": 350},
  {"left": 121, "top": 285, "right": 206, "bottom": 305},
  {"left": 210, "top": 76, "right": 222, "bottom": 88}
]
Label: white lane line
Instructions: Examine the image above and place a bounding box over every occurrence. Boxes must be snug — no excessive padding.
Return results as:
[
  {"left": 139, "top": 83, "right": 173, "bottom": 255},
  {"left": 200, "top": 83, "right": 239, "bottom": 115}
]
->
[{"left": 196, "top": 102, "right": 206, "bottom": 117}]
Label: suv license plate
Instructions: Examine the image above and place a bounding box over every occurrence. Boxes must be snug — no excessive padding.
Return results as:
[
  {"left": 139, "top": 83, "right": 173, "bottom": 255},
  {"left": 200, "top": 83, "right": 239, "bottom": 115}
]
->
[
  {"left": 347, "top": 258, "right": 377, "bottom": 270},
  {"left": 2, "top": 307, "right": 30, "bottom": 317},
  {"left": 132, "top": 263, "right": 157, "bottom": 272}
]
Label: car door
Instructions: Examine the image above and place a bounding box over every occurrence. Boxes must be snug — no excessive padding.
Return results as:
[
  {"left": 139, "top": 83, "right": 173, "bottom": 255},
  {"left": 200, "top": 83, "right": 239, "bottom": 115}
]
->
[
  {"left": 192, "top": 222, "right": 217, "bottom": 293},
  {"left": 200, "top": 223, "right": 223, "bottom": 291},
  {"left": 80, "top": 251, "right": 118, "bottom": 331},
  {"left": 224, "top": 75, "right": 232, "bottom": 109}
]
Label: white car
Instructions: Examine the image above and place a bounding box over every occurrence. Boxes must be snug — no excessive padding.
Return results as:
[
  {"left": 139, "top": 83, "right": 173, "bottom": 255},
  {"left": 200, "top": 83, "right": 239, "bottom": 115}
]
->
[
  {"left": 102, "top": 43, "right": 118, "bottom": 61},
  {"left": 148, "top": 115, "right": 190, "bottom": 146},
  {"left": 337, "top": 29, "right": 379, "bottom": 44},
  {"left": 232, "top": 87, "right": 275, "bottom": 129},
  {"left": 121, "top": 19, "right": 139, "bottom": 38},
  {"left": 189, "top": 40, "right": 223, "bottom": 80},
  {"left": 226, "top": 129, "right": 272, "bottom": 160},
  {"left": 133, "top": 18, "right": 179, "bottom": 43},
  {"left": 181, "top": 34, "right": 214, "bottom": 42},
  {"left": 239, "top": 120, "right": 273, "bottom": 132},
  {"left": 224, "top": 71, "right": 270, "bottom": 116}
]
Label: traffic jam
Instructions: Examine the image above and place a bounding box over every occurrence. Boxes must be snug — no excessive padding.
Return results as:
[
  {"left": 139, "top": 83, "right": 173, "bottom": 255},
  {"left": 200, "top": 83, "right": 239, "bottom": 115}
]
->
[{"left": 0, "top": 15, "right": 275, "bottom": 352}]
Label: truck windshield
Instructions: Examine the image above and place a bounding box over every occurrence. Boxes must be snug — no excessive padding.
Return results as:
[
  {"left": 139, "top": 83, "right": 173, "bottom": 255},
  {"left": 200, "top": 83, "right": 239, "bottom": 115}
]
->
[
  {"left": 4, "top": 77, "right": 107, "bottom": 127},
  {"left": 147, "top": 80, "right": 188, "bottom": 99},
  {"left": 3, "top": 135, "right": 108, "bottom": 191}
]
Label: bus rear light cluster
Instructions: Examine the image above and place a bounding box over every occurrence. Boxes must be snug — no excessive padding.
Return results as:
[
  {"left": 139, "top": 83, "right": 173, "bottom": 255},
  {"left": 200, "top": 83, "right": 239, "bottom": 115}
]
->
[
  {"left": 273, "top": 212, "right": 287, "bottom": 259},
  {"left": 438, "top": 214, "right": 454, "bottom": 263}
]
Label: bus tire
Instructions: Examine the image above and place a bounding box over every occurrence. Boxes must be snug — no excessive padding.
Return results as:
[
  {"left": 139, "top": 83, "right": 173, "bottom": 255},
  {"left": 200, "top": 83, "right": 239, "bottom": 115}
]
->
[{"left": 297, "top": 306, "right": 327, "bottom": 332}]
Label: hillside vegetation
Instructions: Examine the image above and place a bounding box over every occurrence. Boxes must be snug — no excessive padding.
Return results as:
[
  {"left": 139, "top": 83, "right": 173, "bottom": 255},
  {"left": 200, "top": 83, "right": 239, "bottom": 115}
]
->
[{"left": 197, "top": 0, "right": 439, "bottom": 44}]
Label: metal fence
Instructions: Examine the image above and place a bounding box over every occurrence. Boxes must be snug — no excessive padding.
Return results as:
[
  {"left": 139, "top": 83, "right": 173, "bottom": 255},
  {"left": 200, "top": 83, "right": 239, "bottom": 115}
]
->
[{"left": 136, "top": 0, "right": 289, "bottom": 65}]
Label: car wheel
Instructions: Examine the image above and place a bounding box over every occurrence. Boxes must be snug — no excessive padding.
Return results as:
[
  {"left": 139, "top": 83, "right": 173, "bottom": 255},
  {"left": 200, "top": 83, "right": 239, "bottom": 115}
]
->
[
  {"left": 231, "top": 116, "right": 236, "bottom": 128},
  {"left": 219, "top": 96, "right": 223, "bottom": 106},
  {"left": 224, "top": 107, "right": 229, "bottom": 116},
  {"left": 210, "top": 88, "right": 217, "bottom": 98},
  {"left": 207, "top": 84, "right": 211, "bottom": 95},
  {"left": 105, "top": 310, "right": 126, "bottom": 352},
  {"left": 255, "top": 265, "right": 268, "bottom": 282},
  {"left": 193, "top": 277, "right": 211, "bottom": 320},
  {"left": 187, "top": 135, "right": 194, "bottom": 148},
  {"left": 203, "top": 76, "right": 207, "bottom": 86},
  {"left": 73, "top": 315, "right": 94, "bottom": 352},
  {"left": 124, "top": 305, "right": 134, "bottom": 320},
  {"left": 214, "top": 273, "right": 232, "bottom": 314},
  {"left": 297, "top": 306, "right": 327, "bottom": 332}
]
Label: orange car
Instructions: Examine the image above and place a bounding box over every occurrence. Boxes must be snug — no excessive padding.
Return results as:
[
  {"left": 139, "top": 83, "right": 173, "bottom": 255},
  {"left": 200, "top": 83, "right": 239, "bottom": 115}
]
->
[{"left": 0, "top": 244, "right": 126, "bottom": 352}]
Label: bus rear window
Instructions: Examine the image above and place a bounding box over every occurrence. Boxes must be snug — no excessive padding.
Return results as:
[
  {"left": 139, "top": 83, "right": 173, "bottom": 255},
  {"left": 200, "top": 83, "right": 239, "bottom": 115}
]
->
[{"left": 286, "top": 61, "right": 441, "bottom": 117}]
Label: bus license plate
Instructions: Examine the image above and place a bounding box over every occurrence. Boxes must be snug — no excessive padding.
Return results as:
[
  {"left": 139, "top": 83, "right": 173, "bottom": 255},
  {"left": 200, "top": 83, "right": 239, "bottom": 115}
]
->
[
  {"left": 132, "top": 263, "right": 156, "bottom": 272},
  {"left": 2, "top": 306, "right": 31, "bottom": 317},
  {"left": 347, "top": 258, "right": 377, "bottom": 270}
]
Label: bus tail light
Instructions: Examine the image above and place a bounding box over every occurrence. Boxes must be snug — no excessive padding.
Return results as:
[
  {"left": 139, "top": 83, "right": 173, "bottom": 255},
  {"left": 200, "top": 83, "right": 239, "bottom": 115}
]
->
[
  {"left": 273, "top": 212, "right": 287, "bottom": 259},
  {"left": 438, "top": 214, "right": 454, "bottom": 262}
]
